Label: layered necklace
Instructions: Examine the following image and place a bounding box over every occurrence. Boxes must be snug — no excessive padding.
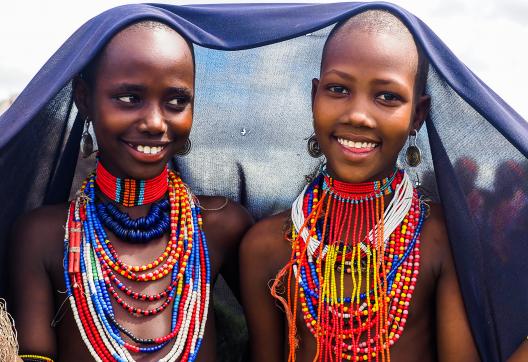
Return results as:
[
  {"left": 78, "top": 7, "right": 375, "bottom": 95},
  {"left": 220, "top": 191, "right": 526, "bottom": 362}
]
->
[
  {"left": 274, "top": 168, "right": 425, "bottom": 362},
  {"left": 63, "top": 162, "right": 210, "bottom": 362}
]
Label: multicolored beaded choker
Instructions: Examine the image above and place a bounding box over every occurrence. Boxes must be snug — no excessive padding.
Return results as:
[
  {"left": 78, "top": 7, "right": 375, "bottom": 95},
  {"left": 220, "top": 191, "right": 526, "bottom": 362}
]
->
[
  {"left": 96, "top": 162, "right": 169, "bottom": 207},
  {"left": 272, "top": 168, "right": 425, "bottom": 362},
  {"left": 64, "top": 169, "right": 210, "bottom": 361},
  {"left": 322, "top": 168, "right": 401, "bottom": 202}
]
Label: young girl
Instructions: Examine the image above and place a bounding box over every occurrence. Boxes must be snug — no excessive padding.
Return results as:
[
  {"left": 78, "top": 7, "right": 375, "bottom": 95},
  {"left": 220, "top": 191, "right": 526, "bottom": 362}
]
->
[
  {"left": 240, "top": 10, "right": 479, "bottom": 362},
  {"left": 9, "top": 20, "right": 252, "bottom": 362}
]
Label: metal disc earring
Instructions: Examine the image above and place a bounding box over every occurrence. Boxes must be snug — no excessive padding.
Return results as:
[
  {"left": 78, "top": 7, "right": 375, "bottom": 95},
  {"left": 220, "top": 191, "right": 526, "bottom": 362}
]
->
[
  {"left": 405, "top": 129, "right": 422, "bottom": 167},
  {"left": 175, "top": 139, "right": 192, "bottom": 156},
  {"left": 307, "top": 134, "right": 322, "bottom": 158},
  {"left": 80, "top": 117, "right": 94, "bottom": 158}
]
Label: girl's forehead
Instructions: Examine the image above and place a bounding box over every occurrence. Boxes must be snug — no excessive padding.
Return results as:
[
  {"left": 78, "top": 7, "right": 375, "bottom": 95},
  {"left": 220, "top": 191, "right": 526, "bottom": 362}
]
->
[
  {"left": 105, "top": 26, "right": 191, "bottom": 62},
  {"left": 322, "top": 30, "right": 418, "bottom": 80},
  {"left": 96, "top": 26, "right": 194, "bottom": 78}
]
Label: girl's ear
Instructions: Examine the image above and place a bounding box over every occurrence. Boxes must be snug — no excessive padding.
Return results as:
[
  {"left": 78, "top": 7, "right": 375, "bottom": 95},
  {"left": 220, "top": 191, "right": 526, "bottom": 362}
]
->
[
  {"left": 412, "top": 94, "right": 431, "bottom": 131},
  {"left": 73, "top": 76, "right": 92, "bottom": 119}
]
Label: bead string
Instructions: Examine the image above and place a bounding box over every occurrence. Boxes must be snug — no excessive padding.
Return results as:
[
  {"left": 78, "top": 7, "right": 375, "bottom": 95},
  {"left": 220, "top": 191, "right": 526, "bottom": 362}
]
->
[
  {"left": 272, "top": 169, "right": 424, "bottom": 362},
  {"left": 96, "top": 162, "right": 169, "bottom": 207},
  {"left": 96, "top": 199, "right": 170, "bottom": 244},
  {"left": 19, "top": 355, "right": 55, "bottom": 362},
  {"left": 64, "top": 169, "right": 210, "bottom": 361},
  {"left": 321, "top": 168, "right": 401, "bottom": 202}
]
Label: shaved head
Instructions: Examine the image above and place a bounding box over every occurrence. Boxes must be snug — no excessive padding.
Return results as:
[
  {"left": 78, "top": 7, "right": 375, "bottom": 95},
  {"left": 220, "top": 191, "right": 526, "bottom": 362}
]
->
[
  {"left": 81, "top": 20, "right": 195, "bottom": 89},
  {"left": 322, "top": 10, "right": 428, "bottom": 98}
]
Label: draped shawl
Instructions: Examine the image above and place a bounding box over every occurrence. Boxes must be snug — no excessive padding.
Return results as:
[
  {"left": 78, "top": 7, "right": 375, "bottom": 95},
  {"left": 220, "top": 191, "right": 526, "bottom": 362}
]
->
[{"left": 0, "top": 3, "right": 526, "bottom": 360}]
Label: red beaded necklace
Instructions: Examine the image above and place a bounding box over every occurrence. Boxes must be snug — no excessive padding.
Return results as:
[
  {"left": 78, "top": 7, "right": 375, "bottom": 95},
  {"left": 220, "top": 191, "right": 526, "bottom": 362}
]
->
[
  {"left": 64, "top": 169, "right": 211, "bottom": 359},
  {"left": 272, "top": 169, "right": 425, "bottom": 362},
  {"left": 95, "top": 162, "right": 169, "bottom": 207}
]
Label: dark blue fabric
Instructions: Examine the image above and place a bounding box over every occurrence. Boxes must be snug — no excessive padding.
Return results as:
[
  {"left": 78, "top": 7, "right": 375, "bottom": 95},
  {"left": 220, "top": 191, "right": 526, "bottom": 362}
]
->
[
  {"left": 0, "top": 3, "right": 526, "bottom": 361},
  {"left": 1, "top": 3, "right": 526, "bottom": 153}
]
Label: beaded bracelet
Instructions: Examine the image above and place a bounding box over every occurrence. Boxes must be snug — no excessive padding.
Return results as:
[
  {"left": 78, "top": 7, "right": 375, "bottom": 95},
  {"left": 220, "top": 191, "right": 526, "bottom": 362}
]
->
[{"left": 19, "top": 355, "right": 54, "bottom": 362}]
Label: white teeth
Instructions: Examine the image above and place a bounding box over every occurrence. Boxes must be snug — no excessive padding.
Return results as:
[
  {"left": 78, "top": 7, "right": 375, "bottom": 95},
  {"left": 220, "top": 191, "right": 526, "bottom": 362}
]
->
[
  {"left": 133, "top": 145, "right": 164, "bottom": 155},
  {"left": 337, "top": 138, "right": 378, "bottom": 149}
]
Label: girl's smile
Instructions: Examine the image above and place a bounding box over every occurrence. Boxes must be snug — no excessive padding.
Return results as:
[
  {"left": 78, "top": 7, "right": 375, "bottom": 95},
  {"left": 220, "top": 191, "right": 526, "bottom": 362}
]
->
[
  {"left": 312, "top": 28, "right": 429, "bottom": 183},
  {"left": 74, "top": 24, "right": 195, "bottom": 180}
]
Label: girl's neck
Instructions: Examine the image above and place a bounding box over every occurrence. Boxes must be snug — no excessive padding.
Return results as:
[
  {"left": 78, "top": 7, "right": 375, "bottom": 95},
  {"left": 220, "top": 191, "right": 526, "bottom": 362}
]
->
[{"left": 95, "top": 161, "right": 169, "bottom": 209}]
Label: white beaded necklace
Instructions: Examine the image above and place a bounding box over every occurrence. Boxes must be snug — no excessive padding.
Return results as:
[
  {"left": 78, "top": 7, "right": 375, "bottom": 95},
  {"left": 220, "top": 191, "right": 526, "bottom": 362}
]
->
[
  {"left": 65, "top": 175, "right": 210, "bottom": 362},
  {"left": 291, "top": 170, "right": 413, "bottom": 262}
]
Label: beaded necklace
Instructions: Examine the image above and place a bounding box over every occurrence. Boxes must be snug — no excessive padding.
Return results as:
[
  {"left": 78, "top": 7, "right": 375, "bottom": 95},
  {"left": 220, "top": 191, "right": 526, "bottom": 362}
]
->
[
  {"left": 272, "top": 168, "right": 425, "bottom": 362},
  {"left": 96, "top": 162, "right": 169, "bottom": 207},
  {"left": 96, "top": 199, "right": 170, "bottom": 244},
  {"left": 64, "top": 168, "right": 210, "bottom": 362}
]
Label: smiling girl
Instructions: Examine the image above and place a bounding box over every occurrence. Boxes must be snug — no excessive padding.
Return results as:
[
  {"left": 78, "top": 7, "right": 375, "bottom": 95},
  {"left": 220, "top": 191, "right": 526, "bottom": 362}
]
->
[
  {"left": 240, "top": 10, "right": 479, "bottom": 362},
  {"left": 10, "top": 21, "right": 252, "bottom": 362}
]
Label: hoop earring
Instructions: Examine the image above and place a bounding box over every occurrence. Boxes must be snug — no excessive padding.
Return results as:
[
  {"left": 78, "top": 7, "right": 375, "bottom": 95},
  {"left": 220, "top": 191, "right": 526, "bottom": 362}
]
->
[
  {"left": 80, "top": 117, "right": 94, "bottom": 158},
  {"left": 175, "top": 139, "right": 192, "bottom": 156},
  {"left": 307, "top": 134, "right": 322, "bottom": 158},
  {"left": 405, "top": 129, "right": 422, "bottom": 167}
]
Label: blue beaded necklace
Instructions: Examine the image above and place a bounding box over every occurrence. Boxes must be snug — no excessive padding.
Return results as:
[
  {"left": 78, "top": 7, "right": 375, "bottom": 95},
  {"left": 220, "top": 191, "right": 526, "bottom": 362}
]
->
[{"left": 96, "top": 198, "right": 170, "bottom": 243}]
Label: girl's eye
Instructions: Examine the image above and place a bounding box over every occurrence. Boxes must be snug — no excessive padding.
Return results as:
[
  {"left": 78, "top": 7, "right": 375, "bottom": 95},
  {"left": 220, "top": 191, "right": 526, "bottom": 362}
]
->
[
  {"left": 328, "top": 85, "right": 349, "bottom": 95},
  {"left": 166, "top": 95, "right": 191, "bottom": 110},
  {"left": 376, "top": 92, "right": 401, "bottom": 102},
  {"left": 116, "top": 95, "right": 139, "bottom": 104},
  {"left": 168, "top": 97, "right": 187, "bottom": 106}
]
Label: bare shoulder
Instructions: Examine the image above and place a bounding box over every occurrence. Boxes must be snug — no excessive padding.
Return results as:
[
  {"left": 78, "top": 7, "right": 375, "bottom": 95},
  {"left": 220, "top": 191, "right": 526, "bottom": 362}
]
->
[
  {"left": 240, "top": 210, "right": 292, "bottom": 278},
  {"left": 14, "top": 203, "right": 68, "bottom": 231},
  {"left": 9, "top": 203, "right": 70, "bottom": 357},
  {"left": 422, "top": 202, "right": 447, "bottom": 235},
  {"left": 419, "top": 202, "right": 452, "bottom": 277},
  {"left": 13, "top": 203, "right": 68, "bottom": 237},
  {"left": 11, "top": 203, "right": 69, "bottom": 266},
  {"left": 240, "top": 210, "right": 291, "bottom": 361},
  {"left": 197, "top": 195, "right": 253, "bottom": 249}
]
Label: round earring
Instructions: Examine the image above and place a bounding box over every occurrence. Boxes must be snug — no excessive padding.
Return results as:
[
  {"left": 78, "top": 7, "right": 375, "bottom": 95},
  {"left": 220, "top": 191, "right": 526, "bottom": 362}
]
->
[
  {"left": 80, "top": 117, "right": 94, "bottom": 158},
  {"left": 405, "top": 129, "right": 422, "bottom": 167},
  {"left": 175, "top": 139, "right": 192, "bottom": 156},
  {"left": 307, "top": 134, "right": 322, "bottom": 158}
]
